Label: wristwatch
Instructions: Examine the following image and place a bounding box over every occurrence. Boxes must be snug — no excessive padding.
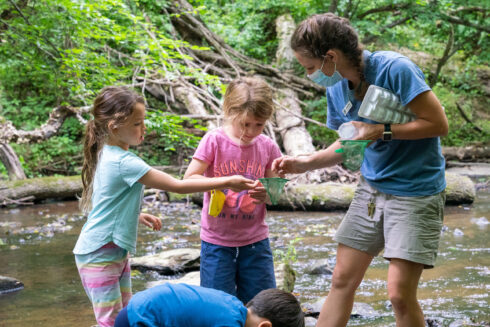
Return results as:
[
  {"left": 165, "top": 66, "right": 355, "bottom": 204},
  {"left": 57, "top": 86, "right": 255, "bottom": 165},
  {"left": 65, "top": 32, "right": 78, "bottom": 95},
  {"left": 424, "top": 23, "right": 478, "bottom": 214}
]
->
[{"left": 383, "top": 124, "right": 392, "bottom": 141}]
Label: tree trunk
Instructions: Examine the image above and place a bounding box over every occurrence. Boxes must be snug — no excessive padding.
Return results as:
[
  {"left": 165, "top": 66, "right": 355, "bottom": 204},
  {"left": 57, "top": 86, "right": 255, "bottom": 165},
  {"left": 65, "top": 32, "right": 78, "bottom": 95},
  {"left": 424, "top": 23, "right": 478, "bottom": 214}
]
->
[
  {"left": 274, "top": 14, "right": 323, "bottom": 183},
  {"left": 0, "top": 143, "right": 26, "bottom": 180},
  {"left": 173, "top": 86, "right": 219, "bottom": 130}
]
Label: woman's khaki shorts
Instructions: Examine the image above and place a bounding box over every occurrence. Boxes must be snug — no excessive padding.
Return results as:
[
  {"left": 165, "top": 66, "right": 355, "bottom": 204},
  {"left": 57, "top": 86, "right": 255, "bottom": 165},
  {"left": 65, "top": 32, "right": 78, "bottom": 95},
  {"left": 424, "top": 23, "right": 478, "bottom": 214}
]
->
[{"left": 334, "top": 177, "right": 446, "bottom": 268}]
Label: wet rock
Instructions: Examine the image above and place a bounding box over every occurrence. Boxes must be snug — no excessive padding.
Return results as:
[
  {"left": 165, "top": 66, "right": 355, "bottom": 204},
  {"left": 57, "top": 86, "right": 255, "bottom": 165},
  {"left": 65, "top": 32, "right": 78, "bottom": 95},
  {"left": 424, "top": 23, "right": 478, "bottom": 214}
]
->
[
  {"left": 470, "top": 217, "right": 489, "bottom": 227},
  {"left": 145, "top": 263, "right": 297, "bottom": 293},
  {"left": 0, "top": 275, "right": 24, "bottom": 295},
  {"left": 453, "top": 228, "right": 464, "bottom": 236},
  {"left": 304, "top": 259, "right": 333, "bottom": 276},
  {"left": 146, "top": 271, "right": 201, "bottom": 289},
  {"left": 303, "top": 297, "right": 379, "bottom": 320},
  {"left": 426, "top": 317, "right": 444, "bottom": 327},
  {"left": 130, "top": 248, "right": 201, "bottom": 275},
  {"left": 448, "top": 319, "right": 488, "bottom": 327},
  {"left": 445, "top": 172, "right": 476, "bottom": 204},
  {"left": 349, "top": 302, "right": 379, "bottom": 319},
  {"left": 446, "top": 162, "right": 490, "bottom": 179},
  {"left": 305, "top": 317, "right": 317, "bottom": 327}
]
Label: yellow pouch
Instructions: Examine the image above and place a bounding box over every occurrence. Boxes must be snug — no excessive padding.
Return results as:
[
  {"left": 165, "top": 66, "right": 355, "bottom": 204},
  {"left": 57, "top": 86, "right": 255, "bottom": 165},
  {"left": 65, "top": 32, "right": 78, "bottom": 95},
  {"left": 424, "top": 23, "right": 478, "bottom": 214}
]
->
[{"left": 208, "top": 190, "right": 226, "bottom": 217}]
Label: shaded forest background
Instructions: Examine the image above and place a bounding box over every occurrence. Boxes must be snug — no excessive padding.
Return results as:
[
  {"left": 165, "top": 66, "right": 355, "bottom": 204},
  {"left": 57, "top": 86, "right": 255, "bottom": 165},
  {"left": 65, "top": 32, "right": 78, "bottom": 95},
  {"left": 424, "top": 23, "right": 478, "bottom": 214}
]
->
[{"left": 0, "top": 0, "right": 488, "bottom": 179}]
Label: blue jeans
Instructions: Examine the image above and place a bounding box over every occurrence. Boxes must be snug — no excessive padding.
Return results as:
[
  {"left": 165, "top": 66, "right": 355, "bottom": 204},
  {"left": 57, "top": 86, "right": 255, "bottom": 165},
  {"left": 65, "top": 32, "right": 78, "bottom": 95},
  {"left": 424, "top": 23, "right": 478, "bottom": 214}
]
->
[
  {"left": 200, "top": 238, "right": 276, "bottom": 304},
  {"left": 114, "top": 307, "right": 130, "bottom": 327}
]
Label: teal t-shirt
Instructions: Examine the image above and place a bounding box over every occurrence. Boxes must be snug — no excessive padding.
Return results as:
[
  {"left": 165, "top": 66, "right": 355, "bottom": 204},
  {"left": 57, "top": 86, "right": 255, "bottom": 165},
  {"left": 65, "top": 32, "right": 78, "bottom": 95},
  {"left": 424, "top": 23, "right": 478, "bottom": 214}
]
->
[
  {"left": 326, "top": 50, "right": 446, "bottom": 196},
  {"left": 73, "top": 145, "right": 151, "bottom": 254}
]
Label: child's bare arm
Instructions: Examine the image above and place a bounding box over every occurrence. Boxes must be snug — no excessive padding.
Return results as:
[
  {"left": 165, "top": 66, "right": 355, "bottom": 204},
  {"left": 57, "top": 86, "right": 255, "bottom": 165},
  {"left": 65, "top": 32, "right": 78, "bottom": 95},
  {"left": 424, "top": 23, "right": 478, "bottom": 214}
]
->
[
  {"left": 138, "top": 168, "right": 255, "bottom": 194},
  {"left": 183, "top": 159, "right": 208, "bottom": 179}
]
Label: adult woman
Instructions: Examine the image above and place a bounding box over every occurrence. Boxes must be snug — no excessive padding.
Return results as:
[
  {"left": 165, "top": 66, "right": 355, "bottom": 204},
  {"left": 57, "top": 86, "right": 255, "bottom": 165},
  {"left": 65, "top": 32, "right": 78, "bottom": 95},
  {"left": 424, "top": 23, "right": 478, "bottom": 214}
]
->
[{"left": 272, "top": 13, "right": 448, "bottom": 327}]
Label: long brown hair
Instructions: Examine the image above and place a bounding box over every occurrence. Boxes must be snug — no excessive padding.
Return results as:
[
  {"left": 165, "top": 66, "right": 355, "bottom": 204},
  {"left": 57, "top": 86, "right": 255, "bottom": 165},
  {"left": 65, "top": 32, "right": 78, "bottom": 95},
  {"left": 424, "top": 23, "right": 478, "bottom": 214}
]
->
[
  {"left": 222, "top": 76, "right": 274, "bottom": 124},
  {"left": 291, "top": 13, "right": 365, "bottom": 83},
  {"left": 80, "top": 86, "right": 144, "bottom": 213}
]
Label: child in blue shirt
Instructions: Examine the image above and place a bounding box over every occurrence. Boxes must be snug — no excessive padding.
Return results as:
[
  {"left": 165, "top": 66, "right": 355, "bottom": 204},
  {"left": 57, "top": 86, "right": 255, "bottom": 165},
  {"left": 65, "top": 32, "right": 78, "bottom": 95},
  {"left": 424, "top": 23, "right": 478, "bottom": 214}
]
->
[
  {"left": 73, "top": 86, "right": 257, "bottom": 327},
  {"left": 114, "top": 283, "right": 305, "bottom": 327}
]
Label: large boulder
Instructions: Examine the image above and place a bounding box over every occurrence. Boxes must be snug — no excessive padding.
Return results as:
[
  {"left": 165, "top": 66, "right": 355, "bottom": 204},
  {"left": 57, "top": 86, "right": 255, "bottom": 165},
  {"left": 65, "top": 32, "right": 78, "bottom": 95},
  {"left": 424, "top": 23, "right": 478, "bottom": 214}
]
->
[
  {"left": 142, "top": 257, "right": 296, "bottom": 293},
  {"left": 445, "top": 172, "right": 476, "bottom": 204},
  {"left": 130, "top": 248, "right": 200, "bottom": 275}
]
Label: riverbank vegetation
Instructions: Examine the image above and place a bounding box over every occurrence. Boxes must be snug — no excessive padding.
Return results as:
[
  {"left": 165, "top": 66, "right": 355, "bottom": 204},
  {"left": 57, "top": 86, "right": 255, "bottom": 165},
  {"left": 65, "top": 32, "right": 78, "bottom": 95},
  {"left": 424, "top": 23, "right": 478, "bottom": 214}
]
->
[{"left": 0, "top": 0, "right": 488, "bottom": 179}]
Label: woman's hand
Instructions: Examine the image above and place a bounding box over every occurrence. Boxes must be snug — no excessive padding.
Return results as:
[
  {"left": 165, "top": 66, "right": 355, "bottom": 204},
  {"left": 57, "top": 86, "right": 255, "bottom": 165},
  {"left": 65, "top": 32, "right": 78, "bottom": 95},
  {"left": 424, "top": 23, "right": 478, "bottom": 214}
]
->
[
  {"left": 226, "top": 175, "right": 258, "bottom": 192},
  {"left": 271, "top": 156, "right": 309, "bottom": 177},
  {"left": 139, "top": 213, "right": 162, "bottom": 231},
  {"left": 350, "top": 121, "right": 383, "bottom": 141}
]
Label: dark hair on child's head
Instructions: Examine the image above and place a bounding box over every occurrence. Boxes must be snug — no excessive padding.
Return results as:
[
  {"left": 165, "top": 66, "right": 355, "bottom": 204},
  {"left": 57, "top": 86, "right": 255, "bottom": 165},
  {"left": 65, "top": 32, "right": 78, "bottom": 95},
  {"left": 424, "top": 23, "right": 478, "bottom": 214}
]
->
[
  {"left": 246, "top": 289, "right": 305, "bottom": 327},
  {"left": 222, "top": 76, "right": 274, "bottom": 124},
  {"left": 80, "top": 86, "right": 144, "bottom": 213},
  {"left": 291, "top": 13, "right": 364, "bottom": 82}
]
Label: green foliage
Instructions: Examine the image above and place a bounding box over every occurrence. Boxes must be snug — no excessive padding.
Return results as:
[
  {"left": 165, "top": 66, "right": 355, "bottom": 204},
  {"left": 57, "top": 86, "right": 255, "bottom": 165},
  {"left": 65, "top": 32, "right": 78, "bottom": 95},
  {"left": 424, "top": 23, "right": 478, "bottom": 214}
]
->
[
  {"left": 145, "top": 111, "right": 206, "bottom": 152},
  {"left": 141, "top": 111, "right": 206, "bottom": 165},
  {"left": 0, "top": 0, "right": 216, "bottom": 177},
  {"left": 11, "top": 136, "right": 82, "bottom": 178},
  {"left": 0, "top": 0, "right": 488, "bottom": 179},
  {"left": 192, "top": 0, "right": 326, "bottom": 61},
  {"left": 434, "top": 84, "right": 490, "bottom": 147},
  {"left": 274, "top": 237, "right": 303, "bottom": 264},
  {"left": 303, "top": 97, "right": 339, "bottom": 148}
]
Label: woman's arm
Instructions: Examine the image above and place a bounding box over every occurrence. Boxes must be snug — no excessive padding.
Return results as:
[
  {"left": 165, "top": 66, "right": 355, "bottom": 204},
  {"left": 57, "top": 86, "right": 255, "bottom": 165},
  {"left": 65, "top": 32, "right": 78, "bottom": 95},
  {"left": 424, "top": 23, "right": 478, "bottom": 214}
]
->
[
  {"left": 353, "top": 90, "right": 448, "bottom": 140},
  {"left": 138, "top": 168, "right": 256, "bottom": 194},
  {"left": 272, "top": 140, "right": 343, "bottom": 176}
]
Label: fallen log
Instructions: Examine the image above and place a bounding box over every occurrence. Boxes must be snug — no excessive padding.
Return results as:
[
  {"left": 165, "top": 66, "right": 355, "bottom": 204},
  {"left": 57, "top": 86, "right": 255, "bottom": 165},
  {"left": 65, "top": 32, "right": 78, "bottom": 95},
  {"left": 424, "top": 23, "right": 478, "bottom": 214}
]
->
[
  {"left": 0, "top": 172, "right": 476, "bottom": 208},
  {"left": 0, "top": 175, "right": 82, "bottom": 206},
  {"left": 442, "top": 146, "right": 490, "bottom": 162},
  {"left": 188, "top": 172, "right": 476, "bottom": 209}
]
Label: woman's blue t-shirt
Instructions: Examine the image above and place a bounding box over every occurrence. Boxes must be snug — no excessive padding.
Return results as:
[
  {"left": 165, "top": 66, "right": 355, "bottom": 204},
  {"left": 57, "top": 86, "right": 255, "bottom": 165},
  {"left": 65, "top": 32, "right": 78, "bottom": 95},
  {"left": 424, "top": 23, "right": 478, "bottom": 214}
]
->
[
  {"left": 326, "top": 50, "right": 445, "bottom": 196},
  {"left": 127, "top": 283, "right": 248, "bottom": 326}
]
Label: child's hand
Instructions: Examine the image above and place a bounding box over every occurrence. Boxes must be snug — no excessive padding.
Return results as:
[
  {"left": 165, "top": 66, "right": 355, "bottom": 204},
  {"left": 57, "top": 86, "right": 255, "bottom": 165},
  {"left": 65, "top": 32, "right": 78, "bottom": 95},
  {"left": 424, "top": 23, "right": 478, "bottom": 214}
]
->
[
  {"left": 138, "top": 213, "right": 162, "bottom": 231},
  {"left": 248, "top": 183, "right": 271, "bottom": 204},
  {"left": 227, "top": 175, "right": 257, "bottom": 192}
]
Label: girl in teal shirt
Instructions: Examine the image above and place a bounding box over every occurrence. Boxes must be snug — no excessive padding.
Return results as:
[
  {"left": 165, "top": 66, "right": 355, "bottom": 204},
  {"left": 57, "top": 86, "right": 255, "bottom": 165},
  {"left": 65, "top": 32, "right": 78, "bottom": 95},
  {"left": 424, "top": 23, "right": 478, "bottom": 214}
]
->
[{"left": 74, "top": 86, "right": 256, "bottom": 327}]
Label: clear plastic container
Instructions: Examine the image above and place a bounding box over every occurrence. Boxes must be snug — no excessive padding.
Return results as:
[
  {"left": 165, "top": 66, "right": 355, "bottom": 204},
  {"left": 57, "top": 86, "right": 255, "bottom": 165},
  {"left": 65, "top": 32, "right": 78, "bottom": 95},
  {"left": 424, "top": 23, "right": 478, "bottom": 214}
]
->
[
  {"left": 338, "top": 122, "right": 358, "bottom": 140},
  {"left": 358, "top": 85, "right": 416, "bottom": 124}
]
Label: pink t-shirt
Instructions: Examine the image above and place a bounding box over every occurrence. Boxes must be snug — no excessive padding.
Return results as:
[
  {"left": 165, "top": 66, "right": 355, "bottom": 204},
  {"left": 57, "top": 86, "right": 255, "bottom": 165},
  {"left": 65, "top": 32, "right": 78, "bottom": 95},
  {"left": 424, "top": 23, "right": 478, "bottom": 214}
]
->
[{"left": 193, "top": 128, "right": 282, "bottom": 247}]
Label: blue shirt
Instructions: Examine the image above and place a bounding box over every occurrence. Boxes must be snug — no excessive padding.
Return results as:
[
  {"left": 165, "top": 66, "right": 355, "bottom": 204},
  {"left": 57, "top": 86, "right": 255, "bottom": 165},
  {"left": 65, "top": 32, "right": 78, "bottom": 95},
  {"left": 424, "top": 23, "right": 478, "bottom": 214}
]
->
[
  {"left": 127, "top": 283, "right": 248, "bottom": 327},
  {"left": 73, "top": 145, "right": 151, "bottom": 254},
  {"left": 326, "top": 50, "right": 445, "bottom": 196}
]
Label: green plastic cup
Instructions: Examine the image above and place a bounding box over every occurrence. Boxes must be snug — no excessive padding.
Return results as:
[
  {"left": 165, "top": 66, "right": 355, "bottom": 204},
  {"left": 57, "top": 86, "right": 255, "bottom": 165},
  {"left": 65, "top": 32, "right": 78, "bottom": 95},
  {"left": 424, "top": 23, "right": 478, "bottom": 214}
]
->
[
  {"left": 335, "top": 140, "right": 371, "bottom": 171},
  {"left": 258, "top": 177, "right": 289, "bottom": 205}
]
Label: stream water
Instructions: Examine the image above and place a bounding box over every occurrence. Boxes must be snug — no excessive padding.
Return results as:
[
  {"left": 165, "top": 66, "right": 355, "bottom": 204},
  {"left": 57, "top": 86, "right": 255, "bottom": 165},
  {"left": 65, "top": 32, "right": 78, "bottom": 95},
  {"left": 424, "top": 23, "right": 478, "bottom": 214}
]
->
[{"left": 0, "top": 187, "right": 488, "bottom": 327}]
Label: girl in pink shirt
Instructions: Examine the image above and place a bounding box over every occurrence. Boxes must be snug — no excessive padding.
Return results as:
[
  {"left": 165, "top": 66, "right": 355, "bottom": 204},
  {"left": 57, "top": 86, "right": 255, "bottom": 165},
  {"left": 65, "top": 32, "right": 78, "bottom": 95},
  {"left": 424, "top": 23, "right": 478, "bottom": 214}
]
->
[{"left": 184, "top": 77, "right": 282, "bottom": 303}]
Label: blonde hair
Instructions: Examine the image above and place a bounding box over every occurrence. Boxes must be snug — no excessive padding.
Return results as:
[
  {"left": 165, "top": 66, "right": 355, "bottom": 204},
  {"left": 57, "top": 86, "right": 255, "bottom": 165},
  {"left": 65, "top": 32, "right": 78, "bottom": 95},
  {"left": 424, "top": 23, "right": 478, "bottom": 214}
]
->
[
  {"left": 222, "top": 77, "right": 274, "bottom": 124},
  {"left": 80, "top": 86, "right": 144, "bottom": 214}
]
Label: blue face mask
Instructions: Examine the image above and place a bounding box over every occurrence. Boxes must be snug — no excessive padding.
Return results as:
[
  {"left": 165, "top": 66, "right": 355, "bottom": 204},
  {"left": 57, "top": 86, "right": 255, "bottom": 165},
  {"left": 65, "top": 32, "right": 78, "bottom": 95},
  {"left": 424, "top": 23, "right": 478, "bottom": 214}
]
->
[{"left": 308, "top": 57, "right": 343, "bottom": 87}]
